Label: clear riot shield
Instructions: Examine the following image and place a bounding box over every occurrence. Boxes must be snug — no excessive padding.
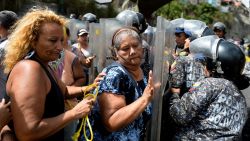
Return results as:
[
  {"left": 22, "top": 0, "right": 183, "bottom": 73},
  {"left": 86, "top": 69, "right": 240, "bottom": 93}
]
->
[
  {"left": 88, "top": 22, "right": 101, "bottom": 83},
  {"left": 150, "top": 16, "right": 175, "bottom": 141},
  {"left": 183, "top": 19, "right": 208, "bottom": 39},
  {"left": 141, "top": 25, "right": 156, "bottom": 77},
  {"left": 141, "top": 25, "right": 156, "bottom": 46},
  {"left": 170, "top": 19, "right": 214, "bottom": 40},
  {"left": 67, "top": 18, "right": 89, "bottom": 43},
  {"left": 170, "top": 18, "right": 185, "bottom": 29},
  {"left": 97, "top": 18, "right": 123, "bottom": 72}
]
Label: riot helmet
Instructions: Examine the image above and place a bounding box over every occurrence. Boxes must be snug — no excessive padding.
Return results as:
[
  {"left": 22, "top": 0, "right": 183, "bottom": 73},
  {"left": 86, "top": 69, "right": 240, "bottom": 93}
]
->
[
  {"left": 190, "top": 35, "right": 245, "bottom": 78},
  {"left": 213, "top": 22, "right": 226, "bottom": 33},
  {"left": 141, "top": 25, "right": 155, "bottom": 46},
  {"left": 82, "top": 13, "right": 97, "bottom": 23},
  {"left": 202, "top": 27, "right": 215, "bottom": 37},
  {"left": 136, "top": 12, "right": 148, "bottom": 33},
  {"left": 116, "top": 10, "right": 148, "bottom": 33},
  {"left": 184, "top": 19, "right": 215, "bottom": 40},
  {"left": 171, "top": 19, "right": 214, "bottom": 41},
  {"left": 213, "top": 22, "right": 226, "bottom": 39}
]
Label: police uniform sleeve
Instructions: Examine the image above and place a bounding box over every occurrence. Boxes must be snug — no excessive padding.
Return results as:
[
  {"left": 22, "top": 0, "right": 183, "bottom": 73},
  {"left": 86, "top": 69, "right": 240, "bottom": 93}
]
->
[
  {"left": 170, "top": 57, "right": 185, "bottom": 88},
  {"left": 169, "top": 80, "right": 211, "bottom": 125}
]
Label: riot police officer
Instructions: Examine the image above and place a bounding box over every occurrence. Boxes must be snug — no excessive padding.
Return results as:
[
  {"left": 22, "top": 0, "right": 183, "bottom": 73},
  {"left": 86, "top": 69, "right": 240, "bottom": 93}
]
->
[
  {"left": 116, "top": 10, "right": 148, "bottom": 34},
  {"left": 213, "top": 22, "right": 226, "bottom": 39},
  {"left": 82, "top": 13, "right": 97, "bottom": 23},
  {"left": 169, "top": 35, "right": 247, "bottom": 140},
  {"left": 170, "top": 19, "right": 214, "bottom": 96},
  {"left": 173, "top": 27, "right": 192, "bottom": 56}
]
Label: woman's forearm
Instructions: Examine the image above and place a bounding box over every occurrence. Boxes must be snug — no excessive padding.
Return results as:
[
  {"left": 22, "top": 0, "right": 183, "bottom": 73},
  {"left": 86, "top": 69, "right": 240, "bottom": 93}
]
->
[
  {"left": 15, "top": 110, "right": 74, "bottom": 141},
  {"left": 1, "top": 125, "right": 17, "bottom": 141},
  {"left": 104, "top": 96, "right": 150, "bottom": 132},
  {"left": 66, "top": 85, "right": 96, "bottom": 99}
]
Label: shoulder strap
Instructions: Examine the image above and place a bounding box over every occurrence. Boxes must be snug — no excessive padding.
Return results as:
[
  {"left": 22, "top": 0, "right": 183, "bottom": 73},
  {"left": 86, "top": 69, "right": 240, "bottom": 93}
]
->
[
  {"left": 0, "top": 37, "right": 7, "bottom": 43},
  {"left": 4, "top": 57, "right": 56, "bottom": 103},
  {"left": 71, "top": 56, "right": 78, "bottom": 77},
  {"left": 33, "top": 58, "right": 55, "bottom": 81},
  {"left": 71, "top": 46, "right": 77, "bottom": 53},
  {"left": 3, "top": 90, "right": 10, "bottom": 103}
]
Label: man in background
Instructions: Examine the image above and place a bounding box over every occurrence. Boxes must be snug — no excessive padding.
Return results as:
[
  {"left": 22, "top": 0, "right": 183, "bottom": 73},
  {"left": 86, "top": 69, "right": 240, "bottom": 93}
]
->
[
  {"left": 213, "top": 22, "right": 226, "bottom": 39},
  {"left": 0, "top": 10, "right": 18, "bottom": 99},
  {"left": 0, "top": 10, "right": 18, "bottom": 141}
]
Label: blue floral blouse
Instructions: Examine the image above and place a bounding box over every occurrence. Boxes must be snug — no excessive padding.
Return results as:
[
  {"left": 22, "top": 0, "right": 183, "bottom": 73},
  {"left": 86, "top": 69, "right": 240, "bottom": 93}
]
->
[{"left": 81, "top": 63, "right": 152, "bottom": 141}]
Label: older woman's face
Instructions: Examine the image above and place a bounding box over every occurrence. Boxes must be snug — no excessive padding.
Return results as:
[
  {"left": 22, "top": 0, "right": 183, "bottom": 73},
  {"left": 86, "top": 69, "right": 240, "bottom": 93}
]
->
[
  {"left": 34, "top": 22, "right": 64, "bottom": 62},
  {"left": 117, "top": 35, "right": 143, "bottom": 67}
]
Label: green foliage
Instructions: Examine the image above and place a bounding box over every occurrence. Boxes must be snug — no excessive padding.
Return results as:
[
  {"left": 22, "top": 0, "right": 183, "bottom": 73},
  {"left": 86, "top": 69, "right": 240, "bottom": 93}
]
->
[
  {"left": 156, "top": 1, "right": 183, "bottom": 19},
  {"left": 155, "top": 0, "right": 233, "bottom": 25}
]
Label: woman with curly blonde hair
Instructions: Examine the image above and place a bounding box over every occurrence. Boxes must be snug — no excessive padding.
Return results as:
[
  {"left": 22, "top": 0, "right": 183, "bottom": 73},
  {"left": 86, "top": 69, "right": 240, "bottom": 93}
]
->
[{"left": 3, "top": 8, "right": 104, "bottom": 141}]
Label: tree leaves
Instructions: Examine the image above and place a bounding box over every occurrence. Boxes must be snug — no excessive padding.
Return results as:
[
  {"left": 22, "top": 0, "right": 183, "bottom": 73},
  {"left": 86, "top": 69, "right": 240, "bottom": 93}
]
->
[{"left": 155, "top": 0, "right": 233, "bottom": 25}]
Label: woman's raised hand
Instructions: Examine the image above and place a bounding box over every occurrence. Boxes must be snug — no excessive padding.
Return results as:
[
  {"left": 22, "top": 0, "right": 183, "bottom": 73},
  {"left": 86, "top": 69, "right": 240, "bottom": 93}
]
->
[{"left": 142, "top": 70, "right": 154, "bottom": 102}]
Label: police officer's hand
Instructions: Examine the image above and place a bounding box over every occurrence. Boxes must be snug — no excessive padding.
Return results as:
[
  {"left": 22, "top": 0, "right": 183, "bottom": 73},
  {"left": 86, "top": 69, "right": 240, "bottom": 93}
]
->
[{"left": 184, "top": 38, "right": 190, "bottom": 49}]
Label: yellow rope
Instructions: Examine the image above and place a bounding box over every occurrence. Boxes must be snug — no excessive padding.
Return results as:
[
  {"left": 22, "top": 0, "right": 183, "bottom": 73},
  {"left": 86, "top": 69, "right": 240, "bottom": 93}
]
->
[{"left": 72, "top": 84, "right": 99, "bottom": 141}]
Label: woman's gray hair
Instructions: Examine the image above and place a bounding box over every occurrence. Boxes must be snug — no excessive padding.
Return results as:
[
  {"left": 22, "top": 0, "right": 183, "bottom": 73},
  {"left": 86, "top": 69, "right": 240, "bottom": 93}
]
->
[{"left": 112, "top": 27, "right": 141, "bottom": 49}]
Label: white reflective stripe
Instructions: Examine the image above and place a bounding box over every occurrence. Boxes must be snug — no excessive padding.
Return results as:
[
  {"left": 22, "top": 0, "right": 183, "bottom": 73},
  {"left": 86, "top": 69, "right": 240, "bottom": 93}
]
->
[
  {"left": 198, "top": 26, "right": 207, "bottom": 38},
  {"left": 211, "top": 38, "right": 222, "bottom": 62}
]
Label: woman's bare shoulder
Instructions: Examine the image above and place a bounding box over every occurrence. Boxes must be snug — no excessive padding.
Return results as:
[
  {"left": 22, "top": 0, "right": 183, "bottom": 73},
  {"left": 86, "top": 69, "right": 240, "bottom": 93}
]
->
[
  {"left": 10, "top": 60, "right": 45, "bottom": 77},
  {"left": 7, "top": 60, "right": 50, "bottom": 93},
  {"left": 6, "top": 60, "right": 51, "bottom": 96}
]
